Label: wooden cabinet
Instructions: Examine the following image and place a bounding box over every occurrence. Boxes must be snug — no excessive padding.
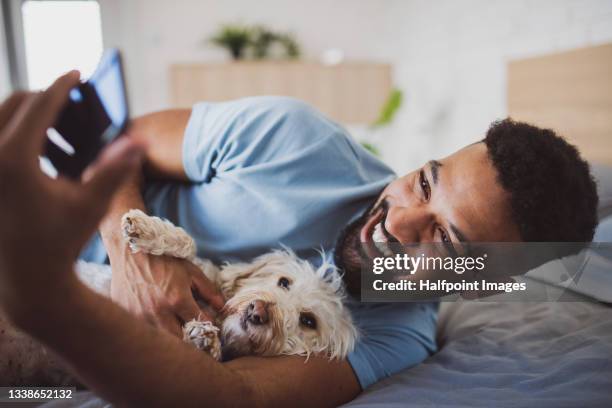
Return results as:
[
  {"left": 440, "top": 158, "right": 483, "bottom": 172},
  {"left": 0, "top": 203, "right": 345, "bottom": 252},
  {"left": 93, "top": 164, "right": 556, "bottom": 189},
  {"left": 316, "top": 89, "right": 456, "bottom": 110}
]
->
[{"left": 170, "top": 62, "right": 392, "bottom": 124}]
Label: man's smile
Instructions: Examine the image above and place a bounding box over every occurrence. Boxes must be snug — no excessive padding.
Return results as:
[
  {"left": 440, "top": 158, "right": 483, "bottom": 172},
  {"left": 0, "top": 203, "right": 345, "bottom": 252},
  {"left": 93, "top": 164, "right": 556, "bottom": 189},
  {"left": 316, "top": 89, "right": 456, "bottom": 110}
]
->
[
  {"left": 359, "top": 201, "right": 398, "bottom": 258},
  {"left": 359, "top": 204, "right": 385, "bottom": 244}
]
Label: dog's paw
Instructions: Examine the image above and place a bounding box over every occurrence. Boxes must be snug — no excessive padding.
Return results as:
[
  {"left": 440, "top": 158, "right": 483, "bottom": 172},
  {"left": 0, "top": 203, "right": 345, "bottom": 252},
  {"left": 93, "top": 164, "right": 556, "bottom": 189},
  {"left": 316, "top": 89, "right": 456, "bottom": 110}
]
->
[
  {"left": 183, "top": 320, "right": 222, "bottom": 361},
  {"left": 121, "top": 209, "right": 197, "bottom": 259},
  {"left": 121, "top": 209, "right": 160, "bottom": 255}
]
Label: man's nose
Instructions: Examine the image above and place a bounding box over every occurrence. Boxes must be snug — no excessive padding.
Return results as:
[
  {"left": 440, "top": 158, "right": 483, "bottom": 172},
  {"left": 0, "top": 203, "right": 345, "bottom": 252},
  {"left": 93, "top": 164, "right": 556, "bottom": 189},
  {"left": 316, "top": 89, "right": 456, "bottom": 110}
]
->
[
  {"left": 246, "top": 300, "right": 269, "bottom": 325},
  {"left": 385, "top": 206, "right": 430, "bottom": 243}
]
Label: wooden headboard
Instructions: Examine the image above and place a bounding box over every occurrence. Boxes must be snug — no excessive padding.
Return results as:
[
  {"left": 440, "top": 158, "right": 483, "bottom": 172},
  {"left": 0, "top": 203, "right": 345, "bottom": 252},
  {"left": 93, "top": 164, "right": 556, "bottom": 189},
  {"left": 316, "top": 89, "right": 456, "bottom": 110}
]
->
[{"left": 508, "top": 43, "right": 612, "bottom": 165}]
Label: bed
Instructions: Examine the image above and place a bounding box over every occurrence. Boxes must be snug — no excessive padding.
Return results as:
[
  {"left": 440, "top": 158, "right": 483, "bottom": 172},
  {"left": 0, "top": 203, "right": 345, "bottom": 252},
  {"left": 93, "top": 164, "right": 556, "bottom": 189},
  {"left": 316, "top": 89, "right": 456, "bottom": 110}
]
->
[
  {"left": 41, "top": 169, "right": 612, "bottom": 408},
  {"left": 42, "top": 291, "right": 612, "bottom": 408},
  {"left": 344, "top": 299, "right": 612, "bottom": 408}
]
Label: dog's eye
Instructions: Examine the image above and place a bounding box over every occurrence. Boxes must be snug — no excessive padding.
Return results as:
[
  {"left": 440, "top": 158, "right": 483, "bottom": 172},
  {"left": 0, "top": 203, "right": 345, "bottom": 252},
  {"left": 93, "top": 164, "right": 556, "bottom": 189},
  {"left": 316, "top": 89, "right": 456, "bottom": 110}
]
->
[
  {"left": 278, "top": 277, "right": 290, "bottom": 290},
  {"left": 299, "top": 312, "right": 317, "bottom": 330}
]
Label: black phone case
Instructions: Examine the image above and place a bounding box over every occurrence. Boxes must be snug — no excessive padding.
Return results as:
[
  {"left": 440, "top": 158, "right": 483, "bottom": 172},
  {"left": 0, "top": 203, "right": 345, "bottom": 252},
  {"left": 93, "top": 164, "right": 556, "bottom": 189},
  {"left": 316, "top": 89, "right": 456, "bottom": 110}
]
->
[{"left": 44, "top": 49, "right": 129, "bottom": 179}]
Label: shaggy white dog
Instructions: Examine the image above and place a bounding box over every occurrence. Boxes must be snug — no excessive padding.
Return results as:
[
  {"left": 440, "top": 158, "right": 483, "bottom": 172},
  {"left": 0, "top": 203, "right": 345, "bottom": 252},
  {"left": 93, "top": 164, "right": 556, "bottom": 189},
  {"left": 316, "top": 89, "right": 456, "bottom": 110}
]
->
[{"left": 79, "top": 209, "right": 357, "bottom": 361}]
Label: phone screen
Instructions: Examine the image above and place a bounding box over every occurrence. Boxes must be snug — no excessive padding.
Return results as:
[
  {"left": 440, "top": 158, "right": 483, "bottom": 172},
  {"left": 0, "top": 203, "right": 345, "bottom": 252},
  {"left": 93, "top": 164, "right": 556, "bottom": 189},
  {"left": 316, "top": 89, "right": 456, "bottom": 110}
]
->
[{"left": 44, "top": 49, "right": 129, "bottom": 179}]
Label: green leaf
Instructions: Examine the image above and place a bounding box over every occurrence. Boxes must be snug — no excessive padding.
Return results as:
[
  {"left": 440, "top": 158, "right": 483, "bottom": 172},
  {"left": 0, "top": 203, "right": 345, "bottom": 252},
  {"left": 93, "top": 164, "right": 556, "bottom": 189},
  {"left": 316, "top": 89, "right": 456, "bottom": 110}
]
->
[
  {"left": 361, "top": 142, "right": 380, "bottom": 156},
  {"left": 371, "top": 88, "right": 403, "bottom": 127}
]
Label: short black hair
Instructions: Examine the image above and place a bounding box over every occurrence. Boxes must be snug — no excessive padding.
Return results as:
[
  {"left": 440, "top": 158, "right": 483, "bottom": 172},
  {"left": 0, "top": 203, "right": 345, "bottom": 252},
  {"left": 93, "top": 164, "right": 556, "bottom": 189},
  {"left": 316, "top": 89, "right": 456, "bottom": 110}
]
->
[{"left": 484, "top": 118, "right": 598, "bottom": 242}]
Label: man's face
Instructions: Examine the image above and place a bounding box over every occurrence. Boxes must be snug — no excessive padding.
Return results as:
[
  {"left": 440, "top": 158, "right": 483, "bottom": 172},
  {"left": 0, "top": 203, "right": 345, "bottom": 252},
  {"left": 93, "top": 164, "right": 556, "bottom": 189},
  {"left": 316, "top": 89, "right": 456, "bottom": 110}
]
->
[{"left": 335, "top": 142, "right": 521, "bottom": 275}]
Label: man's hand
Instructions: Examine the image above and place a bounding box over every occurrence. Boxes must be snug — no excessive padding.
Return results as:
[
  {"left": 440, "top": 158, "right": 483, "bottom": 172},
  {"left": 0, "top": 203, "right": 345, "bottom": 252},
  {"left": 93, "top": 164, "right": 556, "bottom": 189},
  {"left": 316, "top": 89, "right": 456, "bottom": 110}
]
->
[
  {"left": 98, "top": 111, "right": 224, "bottom": 337},
  {"left": 110, "top": 251, "right": 224, "bottom": 337},
  {"left": 0, "top": 72, "right": 144, "bottom": 323}
]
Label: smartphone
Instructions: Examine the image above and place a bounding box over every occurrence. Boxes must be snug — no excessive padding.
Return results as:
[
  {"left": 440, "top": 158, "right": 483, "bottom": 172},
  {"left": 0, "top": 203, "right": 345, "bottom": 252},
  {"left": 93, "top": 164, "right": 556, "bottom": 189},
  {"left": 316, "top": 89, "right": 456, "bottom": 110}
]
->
[{"left": 44, "top": 49, "right": 129, "bottom": 179}]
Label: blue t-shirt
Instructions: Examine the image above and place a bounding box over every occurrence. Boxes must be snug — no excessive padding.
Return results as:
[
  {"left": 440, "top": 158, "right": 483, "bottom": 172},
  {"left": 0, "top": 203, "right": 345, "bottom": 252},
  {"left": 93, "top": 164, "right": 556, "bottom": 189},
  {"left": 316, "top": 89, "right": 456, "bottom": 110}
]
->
[{"left": 82, "top": 96, "right": 438, "bottom": 389}]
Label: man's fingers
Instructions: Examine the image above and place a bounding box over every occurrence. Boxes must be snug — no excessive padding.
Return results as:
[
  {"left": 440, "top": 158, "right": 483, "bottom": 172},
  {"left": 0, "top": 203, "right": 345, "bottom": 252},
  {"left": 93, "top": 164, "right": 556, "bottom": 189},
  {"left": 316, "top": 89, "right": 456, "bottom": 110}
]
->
[
  {"left": 175, "top": 297, "right": 215, "bottom": 325},
  {"left": 191, "top": 271, "right": 225, "bottom": 312},
  {"left": 156, "top": 312, "right": 183, "bottom": 339},
  {"left": 8, "top": 71, "right": 80, "bottom": 150},
  {"left": 0, "top": 92, "right": 30, "bottom": 136},
  {"left": 79, "top": 138, "right": 145, "bottom": 214}
]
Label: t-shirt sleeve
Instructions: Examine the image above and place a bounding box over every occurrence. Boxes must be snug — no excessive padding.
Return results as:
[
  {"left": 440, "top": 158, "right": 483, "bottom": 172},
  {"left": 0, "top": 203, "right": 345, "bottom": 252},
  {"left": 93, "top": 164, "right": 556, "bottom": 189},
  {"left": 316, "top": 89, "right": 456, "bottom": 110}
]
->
[
  {"left": 182, "top": 96, "right": 350, "bottom": 183},
  {"left": 145, "top": 95, "right": 395, "bottom": 264},
  {"left": 347, "top": 302, "right": 439, "bottom": 389}
]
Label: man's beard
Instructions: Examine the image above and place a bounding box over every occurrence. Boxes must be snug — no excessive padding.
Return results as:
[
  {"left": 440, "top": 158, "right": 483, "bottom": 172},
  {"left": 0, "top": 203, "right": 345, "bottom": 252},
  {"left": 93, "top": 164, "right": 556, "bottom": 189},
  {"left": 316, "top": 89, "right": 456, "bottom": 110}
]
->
[{"left": 334, "top": 199, "right": 385, "bottom": 297}]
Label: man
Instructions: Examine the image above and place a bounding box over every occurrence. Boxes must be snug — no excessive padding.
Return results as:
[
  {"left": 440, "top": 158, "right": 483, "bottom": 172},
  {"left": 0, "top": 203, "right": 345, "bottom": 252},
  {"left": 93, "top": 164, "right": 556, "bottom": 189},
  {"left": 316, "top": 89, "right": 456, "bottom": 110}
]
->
[{"left": 0, "top": 72, "right": 598, "bottom": 407}]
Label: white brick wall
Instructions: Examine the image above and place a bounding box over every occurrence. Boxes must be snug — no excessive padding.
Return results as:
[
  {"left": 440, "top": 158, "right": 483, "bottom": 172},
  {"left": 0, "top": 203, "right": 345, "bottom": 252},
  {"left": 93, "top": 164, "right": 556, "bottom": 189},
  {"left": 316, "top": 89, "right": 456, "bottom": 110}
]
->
[{"left": 100, "top": 0, "right": 612, "bottom": 174}]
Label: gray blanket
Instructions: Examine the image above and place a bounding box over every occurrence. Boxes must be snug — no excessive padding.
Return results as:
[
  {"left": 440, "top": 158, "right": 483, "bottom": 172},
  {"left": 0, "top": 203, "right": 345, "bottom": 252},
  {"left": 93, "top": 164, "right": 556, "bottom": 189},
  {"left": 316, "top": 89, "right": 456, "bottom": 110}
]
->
[{"left": 344, "top": 300, "right": 612, "bottom": 408}]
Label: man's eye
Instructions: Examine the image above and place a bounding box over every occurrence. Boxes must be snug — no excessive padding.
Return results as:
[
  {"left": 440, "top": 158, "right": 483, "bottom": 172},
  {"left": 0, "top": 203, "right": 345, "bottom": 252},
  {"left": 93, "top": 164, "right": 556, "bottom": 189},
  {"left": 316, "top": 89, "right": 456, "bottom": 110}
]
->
[
  {"left": 278, "top": 277, "right": 290, "bottom": 289},
  {"left": 438, "top": 228, "right": 459, "bottom": 256},
  {"left": 439, "top": 228, "right": 450, "bottom": 243},
  {"left": 299, "top": 312, "right": 317, "bottom": 329},
  {"left": 419, "top": 170, "right": 430, "bottom": 201}
]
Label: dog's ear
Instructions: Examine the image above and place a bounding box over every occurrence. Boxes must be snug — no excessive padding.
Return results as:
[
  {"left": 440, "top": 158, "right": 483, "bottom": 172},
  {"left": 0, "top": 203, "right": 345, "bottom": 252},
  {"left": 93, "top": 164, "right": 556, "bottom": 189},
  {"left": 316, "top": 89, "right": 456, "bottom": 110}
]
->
[
  {"left": 217, "top": 261, "right": 260, "bottom": 299},
  {"left": 302, "top": 306, "right": 358, "bottom": 360},
  {"left": 217, "top": 250, "right": 298, "bottom": 298},
  {"left": 326, "top": 308, "right": 358, "bottom": 360},
  {"left": 312, "top": 251, "right": 357, "bottom": 359},
  {"left": 315, "top": 255, "right": 344, "bottom": 294}
]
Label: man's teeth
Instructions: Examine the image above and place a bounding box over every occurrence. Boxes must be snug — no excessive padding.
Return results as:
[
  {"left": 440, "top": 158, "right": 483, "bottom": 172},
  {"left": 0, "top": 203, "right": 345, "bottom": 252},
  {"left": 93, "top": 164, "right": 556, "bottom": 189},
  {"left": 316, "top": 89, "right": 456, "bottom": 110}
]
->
[
  {"left": 372, "top": 223, "right": 393, "bottom": 256},
  {"left": 372, "top": 222, "right": 386, "bottom": 242}
]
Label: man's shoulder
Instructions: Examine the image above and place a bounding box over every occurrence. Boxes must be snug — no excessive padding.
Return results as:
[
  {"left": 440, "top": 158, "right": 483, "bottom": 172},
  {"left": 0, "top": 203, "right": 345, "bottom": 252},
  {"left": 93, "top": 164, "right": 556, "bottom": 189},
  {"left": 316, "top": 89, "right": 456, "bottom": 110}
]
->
[
  {"left": 191, "top": 96, "right": 391, "bottom": 175},
  {"left": 196, "top": 96, "right": 347, "bottom": 142},
  {"left": 216, "top": 95, "right": 329, "bottom": 120},
  {"left": 349, "top": 301, "right": 439, "bottom": 331}
]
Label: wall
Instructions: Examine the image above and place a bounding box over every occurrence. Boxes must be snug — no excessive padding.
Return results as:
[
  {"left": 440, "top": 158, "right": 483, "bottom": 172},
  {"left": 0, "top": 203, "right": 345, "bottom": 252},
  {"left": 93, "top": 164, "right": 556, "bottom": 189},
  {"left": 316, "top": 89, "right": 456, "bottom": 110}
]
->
[
  {"left": 98, "top": 0, "right": 397, "bottom": 114},
  {"left": 99, "top": 0, "right": 612, "bottom": 175},
  {"left": 0, "top": 4, "right": 12, "bottom": 99},
  {"left": 381, "top": 0, "right": 612, "bottom": 174}
]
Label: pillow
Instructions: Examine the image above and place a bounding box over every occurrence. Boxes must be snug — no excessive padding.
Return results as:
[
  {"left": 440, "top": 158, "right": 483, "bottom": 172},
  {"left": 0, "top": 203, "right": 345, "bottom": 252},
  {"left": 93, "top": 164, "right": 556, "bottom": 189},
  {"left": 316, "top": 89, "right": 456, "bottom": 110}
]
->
[
  {"left": 594, "top": 215, "right": 612, "bottom": 242},
  {"left": 592, "top": 164, "right": 612, "bottom": 219}
]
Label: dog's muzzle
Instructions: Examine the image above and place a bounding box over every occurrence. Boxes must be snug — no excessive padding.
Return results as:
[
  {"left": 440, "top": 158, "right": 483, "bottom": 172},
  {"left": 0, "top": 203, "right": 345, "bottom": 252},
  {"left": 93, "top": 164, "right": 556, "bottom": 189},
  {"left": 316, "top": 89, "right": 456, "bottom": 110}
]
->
[{"left": 245, "top": 300, "right": 269, "bottom": 325}]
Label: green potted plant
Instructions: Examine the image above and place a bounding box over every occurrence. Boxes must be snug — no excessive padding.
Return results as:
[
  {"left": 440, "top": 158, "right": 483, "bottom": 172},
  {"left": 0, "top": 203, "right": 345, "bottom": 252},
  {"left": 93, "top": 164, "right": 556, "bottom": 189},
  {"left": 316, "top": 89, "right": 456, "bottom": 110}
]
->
[
  {"left": 250, "top": 26, "right": 277, "bottom": 59},
  {"left": 210, "top": 24, "right": 301, "bottom": 61},
  {"left": 277, "top": 33, "right": 300, "bottom": 59},
  {"left": 210, "top": 24, "right": 251, "bottom": 60}
]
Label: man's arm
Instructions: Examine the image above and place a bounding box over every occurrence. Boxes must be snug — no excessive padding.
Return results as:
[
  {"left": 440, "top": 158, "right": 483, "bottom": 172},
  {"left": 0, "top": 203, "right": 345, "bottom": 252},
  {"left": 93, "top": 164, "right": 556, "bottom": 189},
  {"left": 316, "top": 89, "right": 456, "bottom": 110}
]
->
[
  {"left": 228, "top": 353, "right": 360, "bottom": 407},
  {"left": 129, "top": 109, "right": 191, "bottom": 181},
  {"left": 99, "top": 109, "right": 224, "bottom": 336},
  {"left": 25, "top": 280, "right": 360, "bottom": 408}
]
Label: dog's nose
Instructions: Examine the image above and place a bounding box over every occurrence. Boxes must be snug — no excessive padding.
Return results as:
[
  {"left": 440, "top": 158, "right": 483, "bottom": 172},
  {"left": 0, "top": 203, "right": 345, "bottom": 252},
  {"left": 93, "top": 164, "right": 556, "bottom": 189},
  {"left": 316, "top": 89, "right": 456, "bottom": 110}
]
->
[{"left": 246, "top": 300, "right": 269, "bottom": 325}]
